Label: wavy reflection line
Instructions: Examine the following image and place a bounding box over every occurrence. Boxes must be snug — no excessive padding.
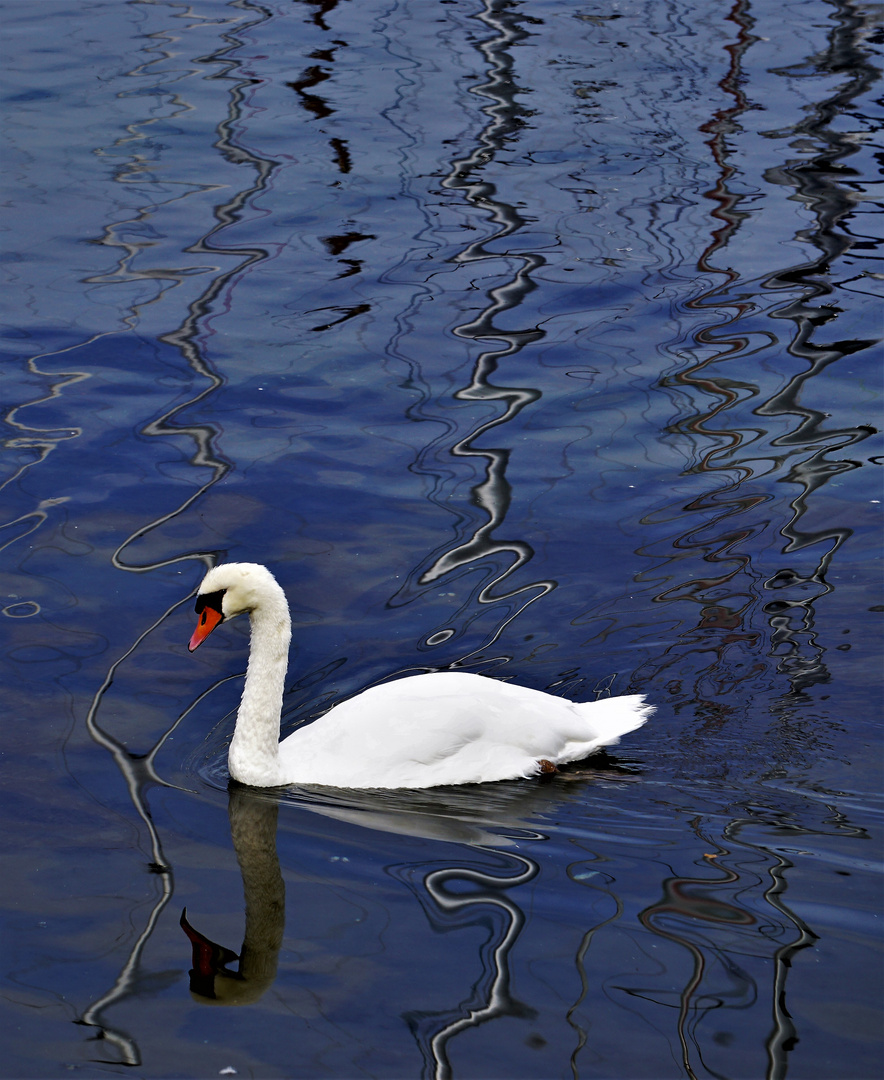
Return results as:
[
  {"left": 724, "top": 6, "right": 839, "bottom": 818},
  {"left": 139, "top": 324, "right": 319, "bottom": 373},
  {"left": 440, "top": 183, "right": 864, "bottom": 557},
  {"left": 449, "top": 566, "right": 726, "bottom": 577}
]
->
[
  {"left": 719, "top": 812, "right": 823, "bottom": 1080},
  {"left": 75, "top": 605, "right": 178, "bottom": 1064},
  {"left": 110, "top": 2, "right": 283, "bottom": 575},
  {"left": 565, "top": 864, "right": 625, "bottom": 1077},
  {"left": 758, "top": 849, "right": 819, "bottom": 1080},
  {"left": 631, "top": 813, "right": 775, "bottom": 1080},
  {"left": 629, "top": 0, "right": 878, "bottom": 704},
  {"left": 76, "top": 596, "right": 249, "bottom": 1061},
  {"left": 387, "top": 0, "right": 554, "bottom": 658},
  {"left": 3, "top": 5, "right": 270, "bottom": 575},
  {"left": 564, "top": 801, "right": 837, "bottom": 1079},
  {"left": 2, "top": 338, "right": 100, "bottom": 497},
  {"left": 286, "top": 34, "right": 356, "bottom": 175},
  {"left": 697, "top": 0, "right": 758, "bottom": 277},
  {"left": 637, "top": 866, "right": 756, "bottom": 1080},
  {"left": 398, "top": 851, "right": 538, "bottom": 1080},
  {"left": 638, "top": 1, "right": 782, "bottom": 707},
  {"left": 299, "top": 0, "right": 345, "bottom": 34}
]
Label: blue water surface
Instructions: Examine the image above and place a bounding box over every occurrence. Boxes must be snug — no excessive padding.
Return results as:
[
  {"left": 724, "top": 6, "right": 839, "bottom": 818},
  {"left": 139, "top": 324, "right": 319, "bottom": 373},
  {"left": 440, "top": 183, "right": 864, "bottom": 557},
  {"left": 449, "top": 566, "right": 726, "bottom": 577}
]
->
[{"left": 1, "top": 0, "right": 882, "bottom": 1077}]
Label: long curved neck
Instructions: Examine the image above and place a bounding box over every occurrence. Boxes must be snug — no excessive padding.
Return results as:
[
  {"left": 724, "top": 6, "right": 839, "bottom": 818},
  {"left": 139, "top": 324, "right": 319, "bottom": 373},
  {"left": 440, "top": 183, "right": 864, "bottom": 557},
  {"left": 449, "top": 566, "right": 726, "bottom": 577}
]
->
[{"left": 227, "top": 585, "right": 291, "bottom": 787}]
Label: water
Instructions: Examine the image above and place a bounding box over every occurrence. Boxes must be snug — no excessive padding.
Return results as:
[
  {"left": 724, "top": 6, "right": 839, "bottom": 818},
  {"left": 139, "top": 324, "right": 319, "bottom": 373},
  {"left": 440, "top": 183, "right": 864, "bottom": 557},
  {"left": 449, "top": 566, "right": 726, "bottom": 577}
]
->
[{"left": 1, "top": 0, "right": 881, "bottom": 1076}]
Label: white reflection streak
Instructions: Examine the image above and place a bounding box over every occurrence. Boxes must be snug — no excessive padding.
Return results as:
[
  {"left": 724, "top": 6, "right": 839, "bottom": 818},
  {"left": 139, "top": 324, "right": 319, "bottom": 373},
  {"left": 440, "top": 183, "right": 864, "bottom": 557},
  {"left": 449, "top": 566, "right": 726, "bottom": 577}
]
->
[
  {"left": 74, "top": 617, "right": 172, "bottom": 1061},
  {"left": 77, "top": 596, "right": 242, "bottom": 1063},
  {"left": 417, "top": 853, "right": 537, "bottom": 1080},
  {"left": 406, "top": 0, "right": 555, "bottom": 654}
]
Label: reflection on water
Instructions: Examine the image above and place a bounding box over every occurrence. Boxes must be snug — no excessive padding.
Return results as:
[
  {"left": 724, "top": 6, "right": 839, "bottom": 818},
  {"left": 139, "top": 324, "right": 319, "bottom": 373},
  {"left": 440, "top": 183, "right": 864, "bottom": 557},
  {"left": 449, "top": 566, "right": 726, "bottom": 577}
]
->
[
  {"left": 1, "top": 0, "right": 881, "bottom": 1075},
  {"left": 633, "top": 0, "right": 882, "bottom": 711},
  {"left": 182, "top": 790, "right": 285, "bottom": 1006},
  {"left": 388, "top": 0, "right": 555, "bottom": 660},
  {"left": 400, "top": 853, "right": 539, "bottom": 1080},
  {"left": 68, "top": 763, "right": 878, "bottom": 1077}
]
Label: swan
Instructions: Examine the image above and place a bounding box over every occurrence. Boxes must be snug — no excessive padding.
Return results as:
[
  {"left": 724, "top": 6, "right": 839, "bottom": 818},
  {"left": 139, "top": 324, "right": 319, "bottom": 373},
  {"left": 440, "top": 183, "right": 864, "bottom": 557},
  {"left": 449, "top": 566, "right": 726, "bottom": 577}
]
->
[{"left": 188, "top": 563, "right": 653, "bottom": 789}]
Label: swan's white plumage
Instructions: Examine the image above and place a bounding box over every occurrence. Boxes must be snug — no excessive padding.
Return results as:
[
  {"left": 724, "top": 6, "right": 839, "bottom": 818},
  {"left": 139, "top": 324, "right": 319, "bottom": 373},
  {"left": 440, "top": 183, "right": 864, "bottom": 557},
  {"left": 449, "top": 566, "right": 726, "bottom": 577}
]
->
[{"left": 190, "top": 563, "right": 653, "bottom": 789}]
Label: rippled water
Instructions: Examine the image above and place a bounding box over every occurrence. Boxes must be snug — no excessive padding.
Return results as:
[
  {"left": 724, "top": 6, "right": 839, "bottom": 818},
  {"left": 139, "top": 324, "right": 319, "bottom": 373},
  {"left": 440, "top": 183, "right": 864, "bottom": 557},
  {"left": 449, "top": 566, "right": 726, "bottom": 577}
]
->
[{"left": 1, "top": 0, "right": 881, "bottom": 1077}]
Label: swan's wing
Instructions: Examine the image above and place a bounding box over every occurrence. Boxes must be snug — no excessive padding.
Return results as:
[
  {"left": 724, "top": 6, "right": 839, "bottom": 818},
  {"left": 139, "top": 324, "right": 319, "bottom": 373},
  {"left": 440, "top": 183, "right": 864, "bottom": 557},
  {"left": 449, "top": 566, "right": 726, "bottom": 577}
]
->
[{"left": 279, "top": 672, "right": 652, "bottom": 789}]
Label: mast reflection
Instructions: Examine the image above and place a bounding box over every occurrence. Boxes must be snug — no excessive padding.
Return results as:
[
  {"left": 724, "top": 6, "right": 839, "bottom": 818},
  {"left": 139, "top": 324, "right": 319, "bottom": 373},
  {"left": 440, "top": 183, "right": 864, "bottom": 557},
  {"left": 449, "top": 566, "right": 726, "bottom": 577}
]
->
[
  {"left": 387, "top": 0, "right": 555, "bottom": 661},
  {"left": 400, "top": 853, "right": 538, "bottom": 1080}
]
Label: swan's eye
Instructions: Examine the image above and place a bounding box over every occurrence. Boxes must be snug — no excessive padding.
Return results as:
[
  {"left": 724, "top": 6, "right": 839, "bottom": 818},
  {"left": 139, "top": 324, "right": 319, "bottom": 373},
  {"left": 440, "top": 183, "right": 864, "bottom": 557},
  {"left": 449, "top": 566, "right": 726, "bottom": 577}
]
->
[{"left": 194, "top": 589, "right": 226, "bottom": 618}]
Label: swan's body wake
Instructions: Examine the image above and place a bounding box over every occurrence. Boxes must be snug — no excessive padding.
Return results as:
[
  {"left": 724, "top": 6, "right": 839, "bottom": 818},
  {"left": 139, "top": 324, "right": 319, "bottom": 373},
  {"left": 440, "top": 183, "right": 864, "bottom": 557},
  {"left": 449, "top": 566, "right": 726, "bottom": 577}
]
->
[{"left": 188, "top": 563, "right": 653, "bottom": 789}]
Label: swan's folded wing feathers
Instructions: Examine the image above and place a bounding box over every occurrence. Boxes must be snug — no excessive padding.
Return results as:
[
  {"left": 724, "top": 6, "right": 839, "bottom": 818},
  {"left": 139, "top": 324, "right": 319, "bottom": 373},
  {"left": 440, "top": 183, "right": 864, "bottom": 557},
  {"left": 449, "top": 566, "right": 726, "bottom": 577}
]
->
[{"left": 278, "top": 674, "right": 651, "bottom": 788}]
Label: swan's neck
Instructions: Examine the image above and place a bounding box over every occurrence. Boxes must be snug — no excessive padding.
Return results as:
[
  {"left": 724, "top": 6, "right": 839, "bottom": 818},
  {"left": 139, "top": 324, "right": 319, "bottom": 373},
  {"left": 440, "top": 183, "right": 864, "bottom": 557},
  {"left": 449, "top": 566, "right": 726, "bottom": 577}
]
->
[{"left": 228, "top": 590, "right": 291, "bottom": 787}]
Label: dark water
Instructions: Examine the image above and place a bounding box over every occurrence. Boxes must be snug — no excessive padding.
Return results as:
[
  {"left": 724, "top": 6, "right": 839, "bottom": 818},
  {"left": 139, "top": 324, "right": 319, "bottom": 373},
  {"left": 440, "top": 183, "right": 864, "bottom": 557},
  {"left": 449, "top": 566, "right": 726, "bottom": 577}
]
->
[{"left": 1, "top": 0, "right": 881, "bottom": 1076}]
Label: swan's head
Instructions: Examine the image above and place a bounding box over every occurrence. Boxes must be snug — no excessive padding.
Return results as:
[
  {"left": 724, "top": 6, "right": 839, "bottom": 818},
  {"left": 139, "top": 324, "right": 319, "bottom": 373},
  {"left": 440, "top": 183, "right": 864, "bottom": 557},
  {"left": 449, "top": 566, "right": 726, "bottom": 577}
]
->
[{"left": 188, "top": 563, "right": 284, "bottom": 652}]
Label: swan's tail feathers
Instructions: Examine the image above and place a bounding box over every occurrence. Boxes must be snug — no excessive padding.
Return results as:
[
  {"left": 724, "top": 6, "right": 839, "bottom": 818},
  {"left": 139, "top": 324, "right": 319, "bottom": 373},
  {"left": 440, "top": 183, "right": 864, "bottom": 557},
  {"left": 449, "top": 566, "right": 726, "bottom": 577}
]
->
[{"left": 575, "top": 693, "right": 654, "bottom": 746}]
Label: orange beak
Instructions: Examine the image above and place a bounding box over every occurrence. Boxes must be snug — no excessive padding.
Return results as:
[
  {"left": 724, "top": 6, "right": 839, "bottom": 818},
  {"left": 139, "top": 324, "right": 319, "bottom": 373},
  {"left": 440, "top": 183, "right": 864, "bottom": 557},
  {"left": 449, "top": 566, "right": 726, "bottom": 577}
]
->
[{"left": 189, "top": 605, "right": 224, "bottom": 652}]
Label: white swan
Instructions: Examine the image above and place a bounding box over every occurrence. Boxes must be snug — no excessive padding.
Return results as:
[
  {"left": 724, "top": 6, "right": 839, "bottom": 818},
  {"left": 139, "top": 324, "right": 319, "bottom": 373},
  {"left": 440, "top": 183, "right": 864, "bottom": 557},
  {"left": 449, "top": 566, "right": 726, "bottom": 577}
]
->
[{"left": 188, "top": 563, "right": 653, "bottom": 789}]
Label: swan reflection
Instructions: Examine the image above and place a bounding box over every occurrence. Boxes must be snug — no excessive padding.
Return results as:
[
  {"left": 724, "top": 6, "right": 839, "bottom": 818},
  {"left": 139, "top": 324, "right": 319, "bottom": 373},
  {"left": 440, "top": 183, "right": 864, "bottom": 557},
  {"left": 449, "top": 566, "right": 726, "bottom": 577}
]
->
[
  {"left": 181, "top": 788, "right": 285, "bottom": 1005},
  {"left": 180, "top": 780, "right": 558, "bottom": 1016},
  {"left": 281, "top": 764, "right": 635, "bottom": 846},
  {"left": 181, "top": 780, "right": 555, "bottom": 1079}
]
